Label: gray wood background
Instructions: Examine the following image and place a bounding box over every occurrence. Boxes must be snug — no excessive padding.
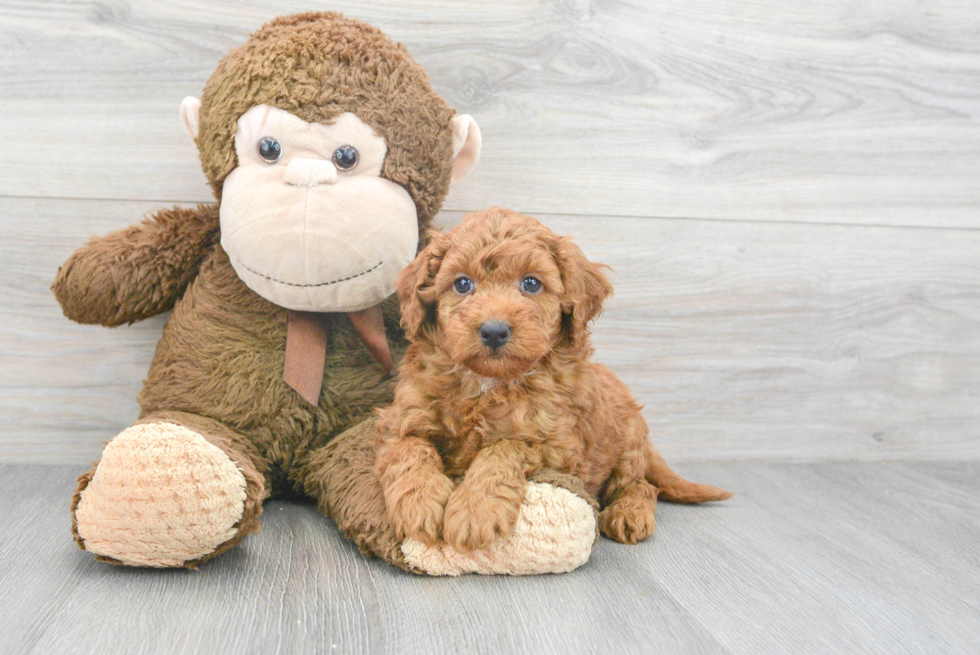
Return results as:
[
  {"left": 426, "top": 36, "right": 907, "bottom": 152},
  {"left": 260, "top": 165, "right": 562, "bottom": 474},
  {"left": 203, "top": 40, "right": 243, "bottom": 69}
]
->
[{"left": 2, "top": 0, "right": 979, "bottom": 464}]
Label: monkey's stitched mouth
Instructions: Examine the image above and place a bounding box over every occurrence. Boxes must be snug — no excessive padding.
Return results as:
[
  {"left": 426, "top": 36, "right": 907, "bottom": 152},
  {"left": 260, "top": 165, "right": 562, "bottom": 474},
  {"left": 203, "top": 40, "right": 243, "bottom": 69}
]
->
[{"left": 237, "top": 260, "right": 383, "bottom": 288}]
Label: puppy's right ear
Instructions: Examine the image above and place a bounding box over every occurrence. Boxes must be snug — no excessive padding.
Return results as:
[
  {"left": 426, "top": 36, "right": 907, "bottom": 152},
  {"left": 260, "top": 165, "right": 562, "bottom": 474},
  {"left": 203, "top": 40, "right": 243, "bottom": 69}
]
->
[{"left": 397, "top": 231, "right": 449, "bottom": 341}]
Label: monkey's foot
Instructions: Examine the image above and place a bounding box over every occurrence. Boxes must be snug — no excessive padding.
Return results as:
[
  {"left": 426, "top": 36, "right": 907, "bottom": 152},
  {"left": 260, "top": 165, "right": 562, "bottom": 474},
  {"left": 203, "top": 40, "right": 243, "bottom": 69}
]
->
[
  {"left": 73, "top": 421, "right": 248, "bottom": 567},
  {"left": 400, "top": 481, "right": 597, "bottom": 576}
]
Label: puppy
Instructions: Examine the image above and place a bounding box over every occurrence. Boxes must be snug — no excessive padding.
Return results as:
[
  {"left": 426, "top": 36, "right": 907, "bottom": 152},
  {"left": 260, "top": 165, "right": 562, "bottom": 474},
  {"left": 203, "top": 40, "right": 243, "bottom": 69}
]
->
[{"left": 376, "top": 207, "right": 731, "bottom": 552}]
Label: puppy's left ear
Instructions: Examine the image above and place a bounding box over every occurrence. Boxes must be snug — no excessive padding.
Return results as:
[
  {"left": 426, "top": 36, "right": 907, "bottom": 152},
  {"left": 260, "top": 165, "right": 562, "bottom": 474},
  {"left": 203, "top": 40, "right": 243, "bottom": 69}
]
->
[
  {"left": 552, "top": 236, "right": 613, "bottom": 344},
  {"left": 397, "top": 231, "right": 449, "bottom": 341}
]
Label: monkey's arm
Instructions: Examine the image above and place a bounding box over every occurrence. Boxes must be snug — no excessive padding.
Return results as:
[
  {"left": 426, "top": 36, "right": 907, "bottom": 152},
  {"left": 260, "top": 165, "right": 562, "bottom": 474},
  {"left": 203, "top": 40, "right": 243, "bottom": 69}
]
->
[{"left": 52, "top": 204, "right": 220, "bottom": 326}]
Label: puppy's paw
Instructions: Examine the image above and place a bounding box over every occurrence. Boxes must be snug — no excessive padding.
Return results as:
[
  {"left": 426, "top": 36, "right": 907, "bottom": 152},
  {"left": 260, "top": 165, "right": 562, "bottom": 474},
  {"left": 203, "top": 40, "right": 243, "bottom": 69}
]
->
[
  {"left": 385, "top": 473, "right": 455, "bottom": 545},
  {"left": 442, "top": 484, "right": 524, "bottom": 552},
  {"left": 599, "top": 499, "right": 656, "bottom": 544}
]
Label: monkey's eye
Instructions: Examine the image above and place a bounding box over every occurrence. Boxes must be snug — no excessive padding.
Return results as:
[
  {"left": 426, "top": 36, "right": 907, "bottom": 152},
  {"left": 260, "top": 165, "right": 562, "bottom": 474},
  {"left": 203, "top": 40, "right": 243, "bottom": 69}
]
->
[
  {"left": 454, "top": 276, "right": 474, "bottom": 295},
  {"left": 520, "top": 276, "right": 543, "bottom": 294},
  {"left": 332, "top": 145, "right": 359, "bottom": 171},
  {"left": 258, "top": 137, "right": 282, "bottom": 163}
]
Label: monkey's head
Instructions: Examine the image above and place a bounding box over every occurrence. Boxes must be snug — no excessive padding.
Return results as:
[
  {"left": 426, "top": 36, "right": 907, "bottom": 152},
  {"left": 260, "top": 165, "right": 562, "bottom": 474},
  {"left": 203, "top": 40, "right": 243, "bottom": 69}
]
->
[{"left": 179, "top": 12, "right": 481, "bottom": 312}]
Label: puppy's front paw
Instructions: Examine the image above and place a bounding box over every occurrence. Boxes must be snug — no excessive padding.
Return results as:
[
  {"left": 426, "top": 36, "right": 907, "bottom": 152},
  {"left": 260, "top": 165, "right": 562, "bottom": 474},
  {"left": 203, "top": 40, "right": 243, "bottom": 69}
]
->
[
  {"left": 385, "top": 473, "right": 455, "bottom": 545},
  {"left": 442, "top": 484, "right": 524, "bottom": 552}
]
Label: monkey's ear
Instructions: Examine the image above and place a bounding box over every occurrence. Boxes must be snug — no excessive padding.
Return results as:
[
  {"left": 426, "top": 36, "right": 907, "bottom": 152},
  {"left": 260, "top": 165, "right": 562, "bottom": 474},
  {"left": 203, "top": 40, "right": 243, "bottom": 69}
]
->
[
  {"left": 180, "top": 97, "right": 202, "bottom": 141},
  {"left": 450, "top": 115, "right": 481, "bottom": 186},
  {"left": 396, "top": 231, "right": 449, "bottom": 341}
]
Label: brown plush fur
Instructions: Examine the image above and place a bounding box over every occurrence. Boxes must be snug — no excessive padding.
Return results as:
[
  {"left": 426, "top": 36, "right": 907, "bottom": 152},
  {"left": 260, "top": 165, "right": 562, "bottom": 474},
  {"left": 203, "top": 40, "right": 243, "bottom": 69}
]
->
[
  {"left": 50, "top": 13, "right": 470, "bottom": 568},
  {"left": 54, "top": 204, "right": 221, "bottom": 327},
  {"left": 376, "top": 208, "right": 732, "bottom": 552},
  {"left": 197, "top": 12, "right": 456, "bottom": 233}
]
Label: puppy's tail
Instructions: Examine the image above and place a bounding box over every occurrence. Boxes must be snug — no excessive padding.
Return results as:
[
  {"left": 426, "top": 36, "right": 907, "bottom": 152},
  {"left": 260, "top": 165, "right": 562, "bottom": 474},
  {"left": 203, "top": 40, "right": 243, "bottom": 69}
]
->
[{"left": 645, "top": 448, "right": 733, "bottom": 504}]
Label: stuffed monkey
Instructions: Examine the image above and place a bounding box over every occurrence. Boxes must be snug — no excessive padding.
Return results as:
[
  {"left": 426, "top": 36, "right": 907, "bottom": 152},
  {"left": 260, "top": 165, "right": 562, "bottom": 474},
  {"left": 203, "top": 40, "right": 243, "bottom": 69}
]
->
[{"left": 53, "top": 12, "right": 597, "bottom": 574}]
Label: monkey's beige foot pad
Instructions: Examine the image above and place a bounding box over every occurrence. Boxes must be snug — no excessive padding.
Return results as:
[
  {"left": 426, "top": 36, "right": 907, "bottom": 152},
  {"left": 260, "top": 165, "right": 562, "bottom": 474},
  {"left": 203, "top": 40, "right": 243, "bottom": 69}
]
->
[
  {"left": 74, "top": 422, "right": 247, "bottom": 567},
  {"left": 401, "top": 482, "right": 596, "bottom": 576}
]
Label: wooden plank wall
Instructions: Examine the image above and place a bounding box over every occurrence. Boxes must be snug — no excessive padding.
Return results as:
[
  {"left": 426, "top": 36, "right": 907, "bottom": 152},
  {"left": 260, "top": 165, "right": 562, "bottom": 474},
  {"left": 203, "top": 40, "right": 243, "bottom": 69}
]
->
[{"left": 2, "top": 0, "right": 978, "bottom": 464}]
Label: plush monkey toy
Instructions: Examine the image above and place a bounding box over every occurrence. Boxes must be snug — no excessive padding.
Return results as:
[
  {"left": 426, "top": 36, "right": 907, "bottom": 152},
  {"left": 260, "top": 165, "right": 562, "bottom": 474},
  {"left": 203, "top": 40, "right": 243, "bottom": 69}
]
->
[{"left": 53, "top": 12, "right": 598, "bottom": 574}]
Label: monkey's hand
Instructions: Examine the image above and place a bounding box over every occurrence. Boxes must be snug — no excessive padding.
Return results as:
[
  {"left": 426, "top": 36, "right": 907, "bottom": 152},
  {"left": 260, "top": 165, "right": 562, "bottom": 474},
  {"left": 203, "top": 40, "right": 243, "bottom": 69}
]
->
[{"left": 52, "top": 204, "right": 219, "bottom": 326}]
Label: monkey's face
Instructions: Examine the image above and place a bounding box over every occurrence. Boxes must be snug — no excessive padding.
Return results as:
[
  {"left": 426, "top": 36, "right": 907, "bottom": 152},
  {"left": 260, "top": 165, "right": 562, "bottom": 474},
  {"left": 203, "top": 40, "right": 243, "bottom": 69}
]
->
[{"left": 219, "top": 105, "right": 418, "bottom": 312}]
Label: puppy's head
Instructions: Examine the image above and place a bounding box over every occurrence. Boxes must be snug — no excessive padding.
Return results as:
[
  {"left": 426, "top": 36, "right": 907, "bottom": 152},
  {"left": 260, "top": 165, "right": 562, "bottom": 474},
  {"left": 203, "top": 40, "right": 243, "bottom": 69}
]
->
[{"left": 397, "top": 207, "right": 612, "bottom": 379}]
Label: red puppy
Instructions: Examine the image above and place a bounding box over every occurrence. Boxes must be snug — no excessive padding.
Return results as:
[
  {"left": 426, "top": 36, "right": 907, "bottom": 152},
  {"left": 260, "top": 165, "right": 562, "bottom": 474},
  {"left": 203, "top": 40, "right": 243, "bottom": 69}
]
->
[{"left": 376, "top": 207, "right": 731, "bottom": 552}]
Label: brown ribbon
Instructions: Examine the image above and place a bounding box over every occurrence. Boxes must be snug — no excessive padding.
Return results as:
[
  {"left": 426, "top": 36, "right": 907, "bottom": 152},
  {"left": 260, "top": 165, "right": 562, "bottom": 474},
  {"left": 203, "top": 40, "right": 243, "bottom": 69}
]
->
[{"left": 283, "top": 305, "right": 394, "bottom": 406}]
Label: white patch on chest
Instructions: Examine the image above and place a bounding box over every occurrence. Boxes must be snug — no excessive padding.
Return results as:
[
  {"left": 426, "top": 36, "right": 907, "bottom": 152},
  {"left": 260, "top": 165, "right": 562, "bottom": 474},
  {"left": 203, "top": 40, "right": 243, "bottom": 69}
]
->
[
  {"left": 461, "top": 368, "right": 542, "bottom": 397},
  {"left": 461, "top": 370, "right": 500, "bottom": 395},
  {"left": 478, "top": 376, "right": 498, "bottom": 393},
  {"left": 476, "top": 374, "right": 499, "bottom": 394}
]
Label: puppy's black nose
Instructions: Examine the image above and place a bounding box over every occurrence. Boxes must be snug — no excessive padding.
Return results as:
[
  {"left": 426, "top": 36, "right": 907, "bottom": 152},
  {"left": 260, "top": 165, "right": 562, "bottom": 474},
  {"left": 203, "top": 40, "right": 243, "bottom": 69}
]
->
[{"left": 479, "top": 320, "right": 511, "bottom": 350}]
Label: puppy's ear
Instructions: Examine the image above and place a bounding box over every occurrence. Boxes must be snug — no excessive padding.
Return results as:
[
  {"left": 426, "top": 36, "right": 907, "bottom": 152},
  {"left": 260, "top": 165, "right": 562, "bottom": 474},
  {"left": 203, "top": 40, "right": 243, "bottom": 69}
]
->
[
  {"left": 397, "top": 231, "right": 449, "bottom": 341},
  {"left": 552, "top": 236, "right": 613, "bottom": 344}
]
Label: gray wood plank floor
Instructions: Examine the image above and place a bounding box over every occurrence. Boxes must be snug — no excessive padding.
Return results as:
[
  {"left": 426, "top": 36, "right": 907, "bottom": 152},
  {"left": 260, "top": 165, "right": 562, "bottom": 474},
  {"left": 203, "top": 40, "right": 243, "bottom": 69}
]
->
[{"left": 2, "top": 462, "right": 978, "bottom": 655}]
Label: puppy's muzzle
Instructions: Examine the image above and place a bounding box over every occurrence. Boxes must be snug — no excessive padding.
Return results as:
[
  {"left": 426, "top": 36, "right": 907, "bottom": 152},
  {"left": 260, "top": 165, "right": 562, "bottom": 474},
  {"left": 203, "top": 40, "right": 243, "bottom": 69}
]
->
[{"left": 479, "top": 320, "right": 511, "bottom": 350}]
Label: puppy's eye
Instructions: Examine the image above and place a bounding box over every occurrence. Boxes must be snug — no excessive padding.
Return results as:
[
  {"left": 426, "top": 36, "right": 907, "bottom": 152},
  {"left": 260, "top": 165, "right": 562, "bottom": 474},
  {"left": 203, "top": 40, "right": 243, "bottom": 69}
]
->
[
  {"left": 520, "top": 276, "right": 542, "bottom": 294},
  {"left": 454, "top": 276, "right": 474, "bottom": 294},
  {"left": 258, "top": 137, "right": 282, "bottom": 163},
  {"left": 332, "top": 145, "right": 359, "bottom": 171}
]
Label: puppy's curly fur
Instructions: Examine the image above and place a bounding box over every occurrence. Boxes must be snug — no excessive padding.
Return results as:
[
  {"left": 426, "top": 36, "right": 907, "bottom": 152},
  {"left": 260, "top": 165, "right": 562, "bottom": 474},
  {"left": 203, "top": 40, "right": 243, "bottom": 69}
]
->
[{"left": 376, "top": 208, "right": 731, "bottom": 552}]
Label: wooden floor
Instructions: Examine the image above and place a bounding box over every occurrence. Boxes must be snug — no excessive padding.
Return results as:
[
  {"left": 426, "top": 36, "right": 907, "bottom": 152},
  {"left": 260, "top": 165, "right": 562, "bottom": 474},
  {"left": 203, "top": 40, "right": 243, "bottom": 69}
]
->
[{"left": 2, "top": 462, "right": 978, "bottom": 655}]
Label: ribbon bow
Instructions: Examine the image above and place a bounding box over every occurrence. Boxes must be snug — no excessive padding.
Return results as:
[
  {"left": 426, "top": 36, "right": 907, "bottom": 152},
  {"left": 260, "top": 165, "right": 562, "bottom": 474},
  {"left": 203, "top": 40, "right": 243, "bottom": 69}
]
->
[{"left": 282, "top": 305, "right": 394, "bottom": 405}]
